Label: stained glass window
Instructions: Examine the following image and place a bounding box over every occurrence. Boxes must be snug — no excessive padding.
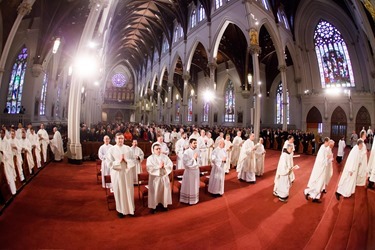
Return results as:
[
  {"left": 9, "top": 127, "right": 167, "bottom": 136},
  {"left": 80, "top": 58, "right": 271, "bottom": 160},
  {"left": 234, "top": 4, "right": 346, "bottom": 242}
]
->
[
  {"left": 224, "top": 80, "right": 235, "bottom": 122},
  {"left": 215, "top": 0, "right": 223, "bottom": 9},
  {"left": 261, "top": 0, "right": 270, "bottom": 10},
  {"left": 40, "top": 73, "right": 48, "bottom": 115},
  {"left": 56, "top": 85, "right": 61, "bottom": 117},
  {"left": 314, "top": 19, "right": 355, "bottom": 88},
  {"left": 162, "top": 37, "right": 169, "bottom": 53},
  {"left": 203, "top": 101, "right": 209, "bottom": 122},
  {"left": 191, "top": 10, "right": 196, "bottom": 28},
  {"left": 188, "top": 96, "right": 193, "bottom": 122},
  {"left": 198, "top": 5, "right": 205, "bottom": 22},
  {"left": 6, "top": 47, "right": 28, "bottom": 114},
  {"left": 175, "top": 101, "right": 180, "bottom": 122},
  {"left": 276, "top": 82, "right": 289, "bottom": 124}
]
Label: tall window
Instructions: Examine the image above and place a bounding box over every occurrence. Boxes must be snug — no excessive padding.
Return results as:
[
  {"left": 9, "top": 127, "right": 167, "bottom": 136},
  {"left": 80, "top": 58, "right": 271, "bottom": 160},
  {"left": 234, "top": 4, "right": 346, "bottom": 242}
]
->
[
  {"left": 224, "top": 80, "right": 235, "bottom": 122},
  {"left": 188, "top": 96, "right": 193, "bottom": 122},
  {"left": 175, "top": 101, "right": 180, "bottom": 122},
  {"left": 215, "top": 0, "right": 223, "bottom": 9},
  {"left": 191, "top": 10, "right": 197, "bottom": 28},
  {"left": 6, "top": 47, "right": 28, "bottom": 114},
  {"left": 40, "top": 73, "right": 48, "bottom": 115},
  {"left": 261, "top": 0, "right": 270, "bottom": 10},
  {"left": 162, "top": 37, "right": 169, "bottom": 53},
  {"left": 276, "top": 82, "right": 289, "bottom": 124},
  {"left": 174, "top": 26, "right": 180, "bottom": 43},
  {"left": 56, "top": 85, "right": 61, "bottom": 117},
  {"left": 314, "top": 19, "right": 355, "bottom": 88},
  {"left": 203, "top": 101, "right": 209, "bottom": 122},
  {"left": 198, "top": 5, "right": 205, "bottom": 22}
]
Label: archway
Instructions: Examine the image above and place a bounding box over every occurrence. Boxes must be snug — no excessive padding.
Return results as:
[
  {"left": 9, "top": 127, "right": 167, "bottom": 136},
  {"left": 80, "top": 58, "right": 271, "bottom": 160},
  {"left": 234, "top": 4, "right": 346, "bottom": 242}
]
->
[
  {"left": 330, "top": 106, "right": 347, "bottom": 143},
  {"left": 115, "top": 111, "right": 123, "bottom": 123},
  {"left": 306, "top": 106, "right": 322, "bottom": 135},
  {"left": 355, "top": 106, "right": 371, "bottom": 134}
]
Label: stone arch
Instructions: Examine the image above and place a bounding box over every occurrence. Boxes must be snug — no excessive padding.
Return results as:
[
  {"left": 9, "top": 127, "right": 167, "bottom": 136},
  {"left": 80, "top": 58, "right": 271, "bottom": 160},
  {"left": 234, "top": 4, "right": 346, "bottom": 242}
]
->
[
  {"left": 355, "top": 106, "right": 371, "bottom": 134},
  {"left": 306, "top": 106, "right": 322, "bottom": 134},
  {"left": 186, "top": 39, "right": 209, "bottom": 72},
  {"left": 330, "top": 106, "right": 347, "bottom": 143}
]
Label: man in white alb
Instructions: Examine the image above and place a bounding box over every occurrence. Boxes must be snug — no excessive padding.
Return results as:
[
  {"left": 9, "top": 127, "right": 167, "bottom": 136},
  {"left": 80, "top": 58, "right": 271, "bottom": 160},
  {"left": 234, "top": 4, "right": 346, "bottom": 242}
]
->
[
  {"left": 98, "top": 135, "right": 113, "bottom": 188},
  {"left": 255, "top": 137, "right": 266, "bottom": 177},
  {"left": 146, "top": 142, "right": 173, "bottom": 214},
  {"left": 208, "top": 139, "right": 227, "bottom": 197},
  {"left": 197, "top": 130, "right": 209, "bottom": 166},
  {"left": 175, "top": 132, "right": 189, "bottom": 169},
  {"left": 0, "top": 129, "right": 17, "bottom": 194},
  {"left": 231, "top": 131, "right": 243, "bottom": 168},
  {"left": 50, "top": 127, "right": 64, "bottom": 161},
  {"left": 236, "top": 133, "right": 256, "bottom": 183},
  {"left": 28, "top": 127, "right": 42, "bottom": 168},
  {"left": 9, "top": 130, "right": 25, "bottom": 182},
  {"left": 19, "top": 129, "right": 34, "bottom": 174},
  {"left": 106, "top": 133, "right": 136, "bottom": 218},
  {"left": 37, "top": 123, "right": 49, "bottom": 163},
  {"left": 131, "top": 139, "right": 144, "bottom": 184},
  {"left": 156, "top": 135, "right": 170, "bottom": 156}
]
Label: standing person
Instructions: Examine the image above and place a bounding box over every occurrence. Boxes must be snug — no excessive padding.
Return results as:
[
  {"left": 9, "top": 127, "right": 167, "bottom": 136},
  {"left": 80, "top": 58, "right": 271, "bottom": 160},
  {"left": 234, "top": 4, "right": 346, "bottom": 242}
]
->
[
  {"left": 214, "top": 132, "right": 225, "bottom": 148},
  {"left": 50, "top": 127, "right": 64, "bottom": 161},
  {"left": 367, "top": 138, "right": 375, "bottom": 189},
  {"left": 180, "top": 138, "right": 201, "bottom": 205},
  {"left": 98, "top": 135, "right": 113, "bottom": 188},
  {"left": 283, "top": 135, "right": 296, "bottom": 182},
  {"left": 336, "top": 136, "right": 346, "bottom": 164},
  {"left": 28, "top": 127, "right": 42, "bottom": 168},
  {"left": 106, "top": 133, "right": 136, "bottom": 218},
  {"left": 350, "top": 130, "right": 358, "bottom": 148},
  {"left": 223, "top": 134, "right": 233, "bottom": 173},
  {"left": 170, "top": 128, "right": 179, "bottom": 153},
  {"left": 19, "top": 129, "right": 34, "bottom": 174},
  {"left": 208, "top": 139, "right": 227, "bottom": 197},
  {"left": 9, "top": 130, "right": 25, "bottom": 182},
  {"left": 356, "top": 130, "right": 368, "bottom": 186},
  {"left": 236, "top": 133, "right": 256, "bottom": 183},
  {"left": 304, "top": 137, "right": 331, "bottom": 203},
  {"left": 206, "top": 132, "right": 215, "bottom": 163},
  {"left": 156, "top": 135, "right": 170, "bottom": 156},
  {"left": 273, "top": 144, "right": 296, "bottom": 202},
  {"left": 146, "top": 143, "right": 173, "bottom": 214},
  {"left": 131, "top": 139, "right": 144, "bottom": 184},
  {"left": 37, "top": 123, "right": 49, "bottom": 163},
  {"left": 255, "top": 137, "right": 266, "bottom": 177},
  {"left": 0, "top": 128, "right": 17, "bottom": 195},
  {"left": 324, "top": 140, "right": 335, "bottom": 192},
  {"left": 175, "top": 132, "right": 188, "bottom": 169},
  {"left": 336, "top": 139, "right": 365, "bottom": 200},
  {"left": 231, "top": 131, "right": 243, "bottom": 168},
  {"left": 197, "top": 130, "right": 209, "bottom": 166}
]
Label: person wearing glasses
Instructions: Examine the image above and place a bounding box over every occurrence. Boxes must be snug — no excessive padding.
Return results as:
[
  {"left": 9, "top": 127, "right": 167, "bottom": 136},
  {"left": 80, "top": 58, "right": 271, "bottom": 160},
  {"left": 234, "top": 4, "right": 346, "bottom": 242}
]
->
[{"left": 146, "top": 142, "right": 173, "bottom": 214}]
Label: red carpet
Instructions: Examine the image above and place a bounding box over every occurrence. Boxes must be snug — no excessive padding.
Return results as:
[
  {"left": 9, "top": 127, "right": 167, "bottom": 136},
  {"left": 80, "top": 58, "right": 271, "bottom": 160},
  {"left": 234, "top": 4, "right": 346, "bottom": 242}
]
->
[{"left": 0, "top": 149, "right": 372, "bottom": 249}]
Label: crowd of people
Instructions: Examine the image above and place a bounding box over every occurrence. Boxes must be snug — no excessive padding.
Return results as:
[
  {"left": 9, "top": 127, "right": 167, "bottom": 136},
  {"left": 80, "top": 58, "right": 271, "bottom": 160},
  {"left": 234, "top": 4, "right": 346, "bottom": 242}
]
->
[
  {"left": 94, "top": 122, "right": 375, "bottom": 218},
  {"left": 0, "top": 123, "right": 64, "bottom": 195}
]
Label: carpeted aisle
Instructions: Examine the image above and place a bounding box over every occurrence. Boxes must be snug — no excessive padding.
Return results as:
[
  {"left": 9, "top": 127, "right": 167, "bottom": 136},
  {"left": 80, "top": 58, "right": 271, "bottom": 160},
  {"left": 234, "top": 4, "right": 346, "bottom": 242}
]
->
[{"left": 0, "top": 149, "right": 372, "bottom": 249}]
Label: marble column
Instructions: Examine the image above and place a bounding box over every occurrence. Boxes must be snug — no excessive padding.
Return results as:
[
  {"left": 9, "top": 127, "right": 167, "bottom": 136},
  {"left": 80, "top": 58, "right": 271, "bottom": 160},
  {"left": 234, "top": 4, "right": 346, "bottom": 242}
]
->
[
  {"left": 279, "top": 65, "right": 288, "bottom": 131},
  {"left": 250, "top": 45, "right": 261, "bottom": 141},
  {"left": 182, "top": 73, "right": 190, "bottom": 124},
  {"left": 208, "top": 61, "right": 217, "bottom": 127}
]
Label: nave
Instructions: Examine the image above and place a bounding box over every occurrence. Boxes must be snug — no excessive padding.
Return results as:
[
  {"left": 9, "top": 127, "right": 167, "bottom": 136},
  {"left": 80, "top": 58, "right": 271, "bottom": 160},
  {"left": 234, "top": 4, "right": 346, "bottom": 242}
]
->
[{"left": 0, "top": 149, "right": 372, "bottom": 249}]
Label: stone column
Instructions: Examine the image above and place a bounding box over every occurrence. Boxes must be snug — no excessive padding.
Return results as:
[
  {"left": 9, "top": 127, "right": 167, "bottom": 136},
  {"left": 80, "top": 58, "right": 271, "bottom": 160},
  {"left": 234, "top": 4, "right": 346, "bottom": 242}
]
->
[
  {"left": 279, "top": 65, "right": 288, "bottom": 131},
  {"left": 208, "top": 61, "right": 217, "bottom": 127},
  {"left": 0, "top": 0, "right": 35, "bottom": 89},
  {"left": 167, "top": 82, "right": 173, "bottom": 124},
  {"left": 182, "top": 73, "right": 190, "bottom": 124},
  {"left": 249, "top": 45, "right": 261, "bottom": 141},
  {"left": 67, "top": 0, "right": 107, "bottom": 164}
]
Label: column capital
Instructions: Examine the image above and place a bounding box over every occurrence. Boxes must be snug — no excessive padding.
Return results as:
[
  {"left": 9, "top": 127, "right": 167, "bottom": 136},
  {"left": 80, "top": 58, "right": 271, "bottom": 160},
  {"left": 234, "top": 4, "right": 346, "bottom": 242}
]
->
[
  {"left": 156, "top": 85, "right": 162, "bottom": 93},
  {"left": 17, "top": 1, "right": 33, "bottom": 16},
  {"left": 167, "top": 81, "right": 174, "bottom": 88},
  {"left": 249, "top": 45, "right": 261, "bottom": 55},
  {"left": 207, "top": 61, "right": 217, "bottom": 70},
  {"left": 278, "top": 65, "right": 287, "bottom": 72},
  {"left": 182, "top": 73, "right": 190, "bottom": 81}
]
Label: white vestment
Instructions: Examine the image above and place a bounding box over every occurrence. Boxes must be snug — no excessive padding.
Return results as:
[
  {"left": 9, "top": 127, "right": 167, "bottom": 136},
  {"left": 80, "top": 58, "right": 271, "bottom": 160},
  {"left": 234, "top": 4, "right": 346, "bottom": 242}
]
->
[
  {"left": 98, "top": 143, "right": 113, "bottom": 188},
  {"left": 28, "top": 133, "right": 41, "bottom": 168},
  {"left": 304, "top": 145, "right": 329, "bottom": 199},
  {"left": 106, "top": 145, "right": 136, "bottom": 215},
  {"left": 273, "top": 151, "right": 293, "bottom": 199},
  {"left": 131, "top": 146, "right": 144, "bottom": 184},
  {"left": 208, "top": 147, "right": 227, "bottom": 195},
  {"left": 170, "top": 131, "right": 179, "bottom": 152},
  {"left": 337, "top": 139, "right": 346, "bottom": 157},
  {"left": 356, "top": 145, "right": 368, "bottom": 186},
  {"left": 8, "top": 137, "right": 24, "bottom": 181},
  {"left": 224, "top": 140, "right": 232, "bottom": 173},
  {"left": 236, "top": 139, "right": 256, "bottom": 182},
  {"left": 0, "top": 137, "right": 17, "bottom": 194},
  {"left": 175, "top": 138, "right": 188, "bottom": 169},
  {"left": 19, "top": 137, "right": 35, "bottom": 173},
  {"left": 325, "top": 147, "right": 334, "bottom": 187},
  {"left": 206, "top": 138, "right": 214, "bottom": 164},
  {"left": 50, "top": 131, "right": 64, "bottom": 161},
  {"left": 282, "top": 140, "right": 295, "bottom": 182},
  {"left": 197, "top": 136, "right": 209, "bottom": 166},
  {"left": 368, "top": 142, "right": 375, "bottom": 182},
  {"left": 146, "top": 153, "right": 173, "bottom": 209},
  {"left": 231, "top": 136, "right": 243, "bottom": 166},
  {"left": 180, "top": 147, "right": 201, "bottom": 204},
  {"left": 337, "top": 145, "right": 362, "bottom": 197},
  {"left": 37, "top": 128, "right": 49, "bottom": 162},
  {"left": 255, "top": 143, "right": 265, "bottom": 176}
]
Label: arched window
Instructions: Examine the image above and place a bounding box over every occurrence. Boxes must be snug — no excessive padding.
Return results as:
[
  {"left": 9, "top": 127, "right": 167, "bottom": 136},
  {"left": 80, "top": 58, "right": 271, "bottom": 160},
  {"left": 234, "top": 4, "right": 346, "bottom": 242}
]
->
[
  {"left": 174, "top": 26, "right": 179, "bottom": 43},
  {"left": 203, "top": 101, "right": 209, "bottom": 122},
  {"left": 191, "top": 10, "right": 197, "bottom": 28},
  {"left": 224, "top": 80, "right": 235, "bottom": 122},
  {"left": 175, "top": 100, "right": 180, "bottom": 122},
  {"left": 198, "top": 5, "right": 205, "bottom": 22},
  {"left": 215, "top": 0, "right": 223, "bottom": 9},
  {"left": 188, "top": 96, "right": 193, "bottom": 122},
  {"left": 261, "top": 0, "right": 270, "bottom": 10},
  {"left": 40, "top": 73, "right": 48, "bottom": 115},
  {"left": 276, "top": 82, "right": 289, "bottom": 124},
  {"left": 162, "top": 37, "right": 169, "bottom": 53},
  {"left": 6, "top": 46, "right": 28, "bottom": 114},
  {"left": 314, "top": 19, "right": 355, "bottom": 88},
  {"left": 56, "top": 85, "right": 61, "bottom": 117},
  {"left": 282, "top": 12, "right": 289, "bottom": 30}
]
